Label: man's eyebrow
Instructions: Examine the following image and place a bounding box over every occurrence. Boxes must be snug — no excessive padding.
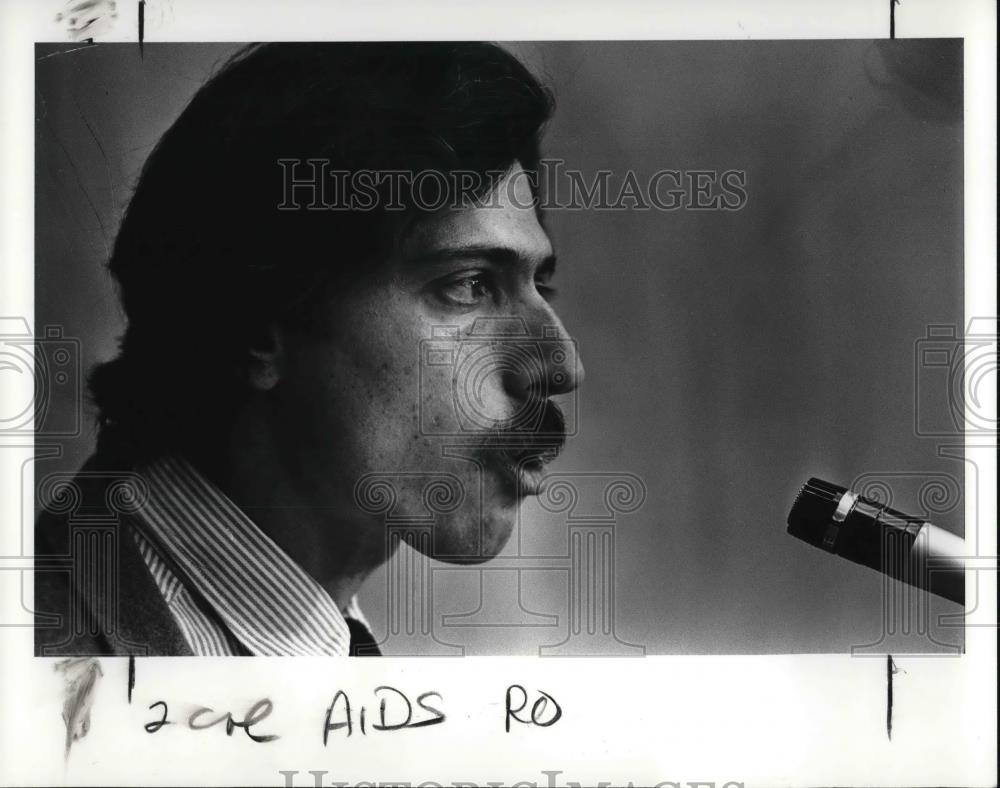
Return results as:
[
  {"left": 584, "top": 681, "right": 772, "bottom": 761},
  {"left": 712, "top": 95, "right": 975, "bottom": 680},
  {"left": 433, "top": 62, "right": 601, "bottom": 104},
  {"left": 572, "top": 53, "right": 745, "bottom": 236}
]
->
[{"left": 406, "top": 244, "right": 557, "bottom": 272}]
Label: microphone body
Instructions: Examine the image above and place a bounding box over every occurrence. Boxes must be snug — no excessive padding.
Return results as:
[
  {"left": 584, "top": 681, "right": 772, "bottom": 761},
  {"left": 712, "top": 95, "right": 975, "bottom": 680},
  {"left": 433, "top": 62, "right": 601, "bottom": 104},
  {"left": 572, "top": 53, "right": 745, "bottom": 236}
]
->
[{"left": 787, "top": 477, "right": 965, "bottom": 605}]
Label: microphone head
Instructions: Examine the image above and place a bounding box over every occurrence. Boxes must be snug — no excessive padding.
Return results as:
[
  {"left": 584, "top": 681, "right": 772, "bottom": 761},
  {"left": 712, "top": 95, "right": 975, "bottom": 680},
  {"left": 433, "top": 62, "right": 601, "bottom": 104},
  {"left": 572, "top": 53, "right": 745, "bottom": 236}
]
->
[
  {"left": 785, "top": 475, "right": 965, "bottom": 605},
  {"left": 786, "top": 477, "right": 850, "bottom": 549}
]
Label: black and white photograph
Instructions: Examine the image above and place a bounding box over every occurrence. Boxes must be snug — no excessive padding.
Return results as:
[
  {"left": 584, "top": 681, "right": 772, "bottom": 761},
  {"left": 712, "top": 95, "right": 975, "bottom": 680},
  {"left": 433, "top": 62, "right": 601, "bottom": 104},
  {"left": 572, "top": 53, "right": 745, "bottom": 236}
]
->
[
  {"left": 28, "top": 37, "right": 970, "bottom": 657},
  {"left": 0, "top": 1, "right": 996, "bottom": 786}
]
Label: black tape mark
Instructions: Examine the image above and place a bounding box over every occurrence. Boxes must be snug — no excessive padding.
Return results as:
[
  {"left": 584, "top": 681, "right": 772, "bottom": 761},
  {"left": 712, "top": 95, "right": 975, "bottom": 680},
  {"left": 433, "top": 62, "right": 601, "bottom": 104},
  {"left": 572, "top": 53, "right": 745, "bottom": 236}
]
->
[
  {"left": 128, "top": 655, "right": 136, "bottom": 703},
  {"left": 138, "top": 0, "right": 145, "bottom": 57},
  {"left": 886, "top": 654, "right": 897, "bottom": 740},
  {"left": 55, "top": 658, "right": 104, "bottom": 758},
  {"left": 890, "top": 0, "right": 899, "bottom": 39}
]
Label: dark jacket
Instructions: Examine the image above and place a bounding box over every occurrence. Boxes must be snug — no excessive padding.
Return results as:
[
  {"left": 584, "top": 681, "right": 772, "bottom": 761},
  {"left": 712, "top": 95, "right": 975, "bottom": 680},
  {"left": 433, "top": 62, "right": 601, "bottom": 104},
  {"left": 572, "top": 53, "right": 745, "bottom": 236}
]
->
[{"left": 34, "top": 454, "right": 192, "bottom": 656}]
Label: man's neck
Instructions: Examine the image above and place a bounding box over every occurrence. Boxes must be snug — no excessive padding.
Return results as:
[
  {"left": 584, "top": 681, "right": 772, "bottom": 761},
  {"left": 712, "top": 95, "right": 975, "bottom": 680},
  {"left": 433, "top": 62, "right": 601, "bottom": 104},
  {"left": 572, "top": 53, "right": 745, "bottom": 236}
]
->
[{"left": 200, "top": 408, "right": 388, "bottom": 611}]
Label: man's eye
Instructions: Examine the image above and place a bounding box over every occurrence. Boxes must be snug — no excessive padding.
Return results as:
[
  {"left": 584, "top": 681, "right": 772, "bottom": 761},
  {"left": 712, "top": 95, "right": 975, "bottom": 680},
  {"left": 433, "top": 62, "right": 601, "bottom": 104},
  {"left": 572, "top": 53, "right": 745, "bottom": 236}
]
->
[
  {"left": 535, "top": 278, "right": 557, "bottom": 302},
  {"left": 438, "top": 274, "right": 494, "bottom": 307},
  {"left": 534, "top": 272, "right": 557, "bottom": 302}
]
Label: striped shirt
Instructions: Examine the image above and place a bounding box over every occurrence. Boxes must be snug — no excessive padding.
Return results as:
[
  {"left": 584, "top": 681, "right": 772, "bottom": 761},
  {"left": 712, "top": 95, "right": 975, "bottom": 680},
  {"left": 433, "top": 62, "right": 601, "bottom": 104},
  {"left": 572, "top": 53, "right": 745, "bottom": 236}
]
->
[{"left": 129, "top": 455, "right": 372, "bottom": 656}]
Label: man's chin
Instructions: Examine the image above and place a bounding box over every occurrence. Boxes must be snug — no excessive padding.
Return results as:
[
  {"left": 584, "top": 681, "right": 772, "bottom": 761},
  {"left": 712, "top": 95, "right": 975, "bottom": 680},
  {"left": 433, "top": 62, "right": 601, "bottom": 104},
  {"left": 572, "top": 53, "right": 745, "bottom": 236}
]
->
[
  {"left": 432, "top": 551, "right": 496, "bottom": 566},
  {"left": 421, "top": 508, "right": 517, "bottom": 564}
]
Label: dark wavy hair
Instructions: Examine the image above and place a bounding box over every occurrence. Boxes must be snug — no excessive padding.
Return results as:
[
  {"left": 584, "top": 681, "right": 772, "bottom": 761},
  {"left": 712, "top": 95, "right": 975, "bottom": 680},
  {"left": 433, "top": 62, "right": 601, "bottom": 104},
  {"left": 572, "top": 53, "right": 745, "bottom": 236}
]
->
[{"left": 89, "top": 42, "right": 553, "bottom": 465}]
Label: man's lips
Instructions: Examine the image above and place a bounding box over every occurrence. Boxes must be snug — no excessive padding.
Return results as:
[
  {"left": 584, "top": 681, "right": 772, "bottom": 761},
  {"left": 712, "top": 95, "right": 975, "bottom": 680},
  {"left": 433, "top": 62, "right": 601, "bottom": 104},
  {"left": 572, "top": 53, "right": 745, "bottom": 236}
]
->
[
  {"left": 476, "top": 432, "right": 563, "bottom": 466},
  {"left": 479, "top": 399, "right": 565, "bottom": 457},
  {"left": 472, "top": 400, "right": 567, "bottom": 490}
]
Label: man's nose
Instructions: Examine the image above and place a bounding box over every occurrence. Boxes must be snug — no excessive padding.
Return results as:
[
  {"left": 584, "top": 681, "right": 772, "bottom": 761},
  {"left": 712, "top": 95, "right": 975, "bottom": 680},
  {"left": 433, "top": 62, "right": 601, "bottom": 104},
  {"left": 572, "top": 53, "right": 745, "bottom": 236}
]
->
[{"left": 502, "top": 314, "right": 585, "bottom": 400}]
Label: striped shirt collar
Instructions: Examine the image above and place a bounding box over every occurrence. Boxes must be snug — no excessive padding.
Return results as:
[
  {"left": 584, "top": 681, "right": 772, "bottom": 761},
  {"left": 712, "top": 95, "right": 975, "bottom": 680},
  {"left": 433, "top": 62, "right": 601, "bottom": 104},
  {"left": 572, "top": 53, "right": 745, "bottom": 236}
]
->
[{"left": 131, "top": 454, "right": 359, "bottom": 656}]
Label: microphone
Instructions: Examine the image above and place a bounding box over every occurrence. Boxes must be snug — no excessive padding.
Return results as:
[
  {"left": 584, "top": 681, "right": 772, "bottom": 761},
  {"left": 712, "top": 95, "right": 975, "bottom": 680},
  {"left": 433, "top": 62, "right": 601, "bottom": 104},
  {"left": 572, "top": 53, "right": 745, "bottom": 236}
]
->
[{"left": 787, "top": 477, "right": 965, "bottom": 605}]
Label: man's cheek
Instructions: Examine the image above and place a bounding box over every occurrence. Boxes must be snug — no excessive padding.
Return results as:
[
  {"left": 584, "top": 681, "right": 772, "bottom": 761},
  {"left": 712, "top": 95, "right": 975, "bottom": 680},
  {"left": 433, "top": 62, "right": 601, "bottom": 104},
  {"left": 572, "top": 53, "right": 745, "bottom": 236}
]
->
[
  {"left": 419, "top": 377, "right": 453, "bottom": 435},
  {"left": 414, "top": 358, "right": 512, "bottom": 435}
]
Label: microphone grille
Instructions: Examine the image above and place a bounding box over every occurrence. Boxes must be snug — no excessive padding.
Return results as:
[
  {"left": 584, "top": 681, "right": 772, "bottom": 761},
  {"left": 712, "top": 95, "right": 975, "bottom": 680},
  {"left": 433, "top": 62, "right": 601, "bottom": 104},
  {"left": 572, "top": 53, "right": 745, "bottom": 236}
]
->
[{"left": 787, "top": 477, "right": 850, "bottom": 546}]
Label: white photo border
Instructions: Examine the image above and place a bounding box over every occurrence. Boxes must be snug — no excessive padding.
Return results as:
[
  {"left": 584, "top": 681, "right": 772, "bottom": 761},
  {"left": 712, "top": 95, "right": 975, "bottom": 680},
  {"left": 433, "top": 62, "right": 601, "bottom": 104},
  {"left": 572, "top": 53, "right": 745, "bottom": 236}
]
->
[{"left": 1, "top": 1, "right": 995, "bottom": 786}]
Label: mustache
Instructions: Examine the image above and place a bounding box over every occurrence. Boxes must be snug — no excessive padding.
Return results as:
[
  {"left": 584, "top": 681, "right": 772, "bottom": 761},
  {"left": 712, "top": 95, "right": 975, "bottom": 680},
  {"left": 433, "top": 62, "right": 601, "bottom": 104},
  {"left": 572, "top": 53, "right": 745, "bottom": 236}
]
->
[{"left": 476, "top": 399, "right": 567, "bottom": 466}]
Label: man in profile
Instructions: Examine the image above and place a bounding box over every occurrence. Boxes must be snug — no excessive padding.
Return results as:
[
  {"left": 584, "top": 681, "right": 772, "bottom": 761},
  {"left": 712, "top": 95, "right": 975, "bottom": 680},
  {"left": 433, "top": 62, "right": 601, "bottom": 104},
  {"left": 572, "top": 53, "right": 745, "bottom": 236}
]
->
[{"left": 34, "top": 42, "right": 583, "bottom": 656}]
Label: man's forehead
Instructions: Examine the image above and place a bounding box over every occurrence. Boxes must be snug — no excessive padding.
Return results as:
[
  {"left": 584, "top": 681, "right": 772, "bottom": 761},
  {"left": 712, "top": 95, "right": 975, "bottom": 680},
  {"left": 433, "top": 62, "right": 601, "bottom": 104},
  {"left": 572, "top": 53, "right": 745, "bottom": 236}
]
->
[{"left": 399, "top": 173, "right": 554, "bottom": 267}]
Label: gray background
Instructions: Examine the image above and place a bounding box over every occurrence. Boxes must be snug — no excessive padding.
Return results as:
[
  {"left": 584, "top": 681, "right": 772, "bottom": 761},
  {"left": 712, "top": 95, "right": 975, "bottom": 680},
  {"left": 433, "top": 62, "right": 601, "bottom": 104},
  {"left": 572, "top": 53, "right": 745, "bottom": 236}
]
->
[{"left": 33, "top": 40, "right": 964, "bottom": 654}]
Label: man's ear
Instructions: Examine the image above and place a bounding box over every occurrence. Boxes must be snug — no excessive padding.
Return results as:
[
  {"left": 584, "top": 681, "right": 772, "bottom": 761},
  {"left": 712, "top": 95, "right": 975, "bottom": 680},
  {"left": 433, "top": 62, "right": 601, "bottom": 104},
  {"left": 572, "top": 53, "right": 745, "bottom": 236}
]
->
[{"left": 244, "top": 322, "right": 285, "bottom": 392}]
